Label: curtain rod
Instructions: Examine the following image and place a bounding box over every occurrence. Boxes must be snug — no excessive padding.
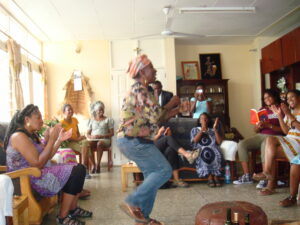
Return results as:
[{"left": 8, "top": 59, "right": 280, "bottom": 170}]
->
[{"left": 0, "top": 29, "right": 42, "bottom": 63}]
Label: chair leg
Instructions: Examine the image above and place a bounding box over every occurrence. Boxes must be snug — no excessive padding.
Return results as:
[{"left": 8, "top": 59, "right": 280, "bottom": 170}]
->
[{"left": 108, "top": 148, "right": 113, "bottom": 171}]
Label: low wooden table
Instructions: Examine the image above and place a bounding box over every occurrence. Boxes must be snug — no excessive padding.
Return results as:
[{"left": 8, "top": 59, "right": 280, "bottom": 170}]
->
[
  {"left": 121, "top": 163, "right": 141, "bottom": 192},
  {"left": 195, "top": 201, "right": 268, "bottom": 225},
  {"left": 13, "top": 195, "right": 29, "bottom": 225}
]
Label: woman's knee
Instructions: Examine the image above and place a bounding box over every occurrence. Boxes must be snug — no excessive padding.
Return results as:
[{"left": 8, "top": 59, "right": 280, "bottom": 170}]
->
[
  {"left": 237, "top": 140, "right": 249, "bottom": 161},
  {"left": 74, "top": 164, "right": 86, "bottom": 178},
  {"left": 97, "top": 141, "right": 105, "bottom": 148}
]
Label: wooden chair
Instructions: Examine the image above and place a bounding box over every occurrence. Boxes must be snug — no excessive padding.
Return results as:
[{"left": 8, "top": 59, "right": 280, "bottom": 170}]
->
[
  {"left": 90, "top": 141, "right": 113, "bottom": 171},
  {"left": 0, "top": 166, "right": 58, "bottom": 225}
]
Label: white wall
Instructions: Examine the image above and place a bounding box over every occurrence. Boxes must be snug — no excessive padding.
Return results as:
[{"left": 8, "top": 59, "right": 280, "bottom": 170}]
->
[{"left": 43, "top": 40, "right": 111, "bottom": 132}]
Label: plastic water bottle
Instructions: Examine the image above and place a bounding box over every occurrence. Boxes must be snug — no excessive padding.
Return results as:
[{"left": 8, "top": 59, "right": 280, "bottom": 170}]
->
[{"left": 224, "top": 163, "right": 231, "bottom": 184}]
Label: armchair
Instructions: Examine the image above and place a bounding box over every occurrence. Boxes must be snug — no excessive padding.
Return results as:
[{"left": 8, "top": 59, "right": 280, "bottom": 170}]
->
[{"left": 0, "top": 166, "right": 58, "bottom": 225}]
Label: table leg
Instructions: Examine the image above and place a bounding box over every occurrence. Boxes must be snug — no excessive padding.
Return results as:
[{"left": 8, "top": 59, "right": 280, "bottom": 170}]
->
[{"left": 121, "top": 167, "right": 126, "bottom": 192}]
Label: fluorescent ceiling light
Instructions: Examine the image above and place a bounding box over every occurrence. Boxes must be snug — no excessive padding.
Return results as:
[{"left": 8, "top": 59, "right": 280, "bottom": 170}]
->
[{"left": 179, "top": 7, "right": 256, "bottom": 14}]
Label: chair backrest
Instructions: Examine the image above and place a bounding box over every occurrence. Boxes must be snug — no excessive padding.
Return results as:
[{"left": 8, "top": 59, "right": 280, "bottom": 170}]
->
[
  {"left": 162, "top": 117, "right": 198, "bottom": 149},
  {"left": 0, "top": 122, "right": 9, "bottom": 166}
]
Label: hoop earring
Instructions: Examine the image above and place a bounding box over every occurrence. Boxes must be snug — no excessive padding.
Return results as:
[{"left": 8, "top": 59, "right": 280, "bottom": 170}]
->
[{"left": 26, "top": 123, "right": 31, "bottom": 127}]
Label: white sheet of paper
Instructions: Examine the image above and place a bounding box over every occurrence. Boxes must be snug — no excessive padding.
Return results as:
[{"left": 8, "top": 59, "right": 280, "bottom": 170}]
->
[{"left": 74, "top": 77, "right": 82, "bottom": 91}]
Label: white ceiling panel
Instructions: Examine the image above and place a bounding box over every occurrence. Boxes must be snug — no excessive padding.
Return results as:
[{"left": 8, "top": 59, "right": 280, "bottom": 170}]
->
[{"left": 10, "top": 0, "right": 300, "bottom": 44}]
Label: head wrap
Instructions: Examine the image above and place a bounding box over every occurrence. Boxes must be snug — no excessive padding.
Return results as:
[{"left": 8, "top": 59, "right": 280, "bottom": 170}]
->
[
  {"left": 127, "top": 54, "right": 151, "bottom": 78},
  {"left": 90, "top": 101, "right": 105, "bottom": 117}
]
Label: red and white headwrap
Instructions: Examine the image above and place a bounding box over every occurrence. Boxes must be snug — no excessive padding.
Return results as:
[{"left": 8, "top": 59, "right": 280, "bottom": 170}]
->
[{"left": 127, "top": 54, "right": 151, "bottom": 78}]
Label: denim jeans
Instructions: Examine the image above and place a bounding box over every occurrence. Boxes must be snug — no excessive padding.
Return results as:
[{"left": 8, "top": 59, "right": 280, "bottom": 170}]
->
[{"left": 117, "top": 137, "right": 172, "bottom": 219}]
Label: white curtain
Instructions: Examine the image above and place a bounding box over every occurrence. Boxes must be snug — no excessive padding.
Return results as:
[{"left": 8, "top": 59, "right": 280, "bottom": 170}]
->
[
  {"left": 6, "top": 39, "right": 24, "bottom": 115},
  {"left": 39, "top": 62, "right": 49, "bottom": 119}
]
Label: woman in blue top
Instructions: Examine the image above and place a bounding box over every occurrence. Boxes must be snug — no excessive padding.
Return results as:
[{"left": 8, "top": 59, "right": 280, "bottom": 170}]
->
[{"left": 190, "top": 82, "right": 212, "bottom": 119}]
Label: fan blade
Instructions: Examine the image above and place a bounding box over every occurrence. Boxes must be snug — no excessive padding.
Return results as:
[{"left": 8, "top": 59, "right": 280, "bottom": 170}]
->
[
  {"left": 165, "top": 17, "right": 173, "bottom": 30},
  {"left": 171, "top": 32, "right": 204, "bottom": 38},
  {"left": 131, "top": 33, "right": 161, "bottom": 39}
]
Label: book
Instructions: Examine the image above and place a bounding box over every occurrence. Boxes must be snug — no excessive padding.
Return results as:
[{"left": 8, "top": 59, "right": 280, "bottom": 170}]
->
[{"left": 250, "top": 108, "right": 268, "bottom": 124}]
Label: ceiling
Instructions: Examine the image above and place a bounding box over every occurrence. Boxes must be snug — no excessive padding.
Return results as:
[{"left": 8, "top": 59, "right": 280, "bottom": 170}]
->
[{"left": 7, "top": 0, "right": 300, "bottom": 44}]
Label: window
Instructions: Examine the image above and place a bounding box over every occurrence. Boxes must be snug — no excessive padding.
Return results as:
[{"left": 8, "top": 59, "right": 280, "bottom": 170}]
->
[
  {"left": 32, "top": 70, "right": 44, "bottom": 116},
  {"left": 0, "top": 49, "right": 11, "bottom": 122},
  {"left": 19, "top": 64, "right": 30, "bottom": 106},
  {"left": 0, "top": 5, "right": 44, "bottom": 120}
]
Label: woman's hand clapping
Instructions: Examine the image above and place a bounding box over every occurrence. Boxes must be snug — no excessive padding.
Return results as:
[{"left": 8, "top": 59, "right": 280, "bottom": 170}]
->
[
  {"left": 58, "top": 128, "right": 73, "bottom": 142},
  {"left": 213, "top": 117, "right": 219, "bottom": 130},
  {"left": 271, "top": 105, "right": 284, "bottom": 118},
  {"left": 280, "top": 103, "right": 291, "bottom": 117}
]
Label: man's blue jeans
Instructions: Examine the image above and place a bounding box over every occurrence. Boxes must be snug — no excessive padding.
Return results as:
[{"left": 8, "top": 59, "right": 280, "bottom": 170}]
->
[{"left": 117, "top": 137, "right": 172, "bottom": 219}]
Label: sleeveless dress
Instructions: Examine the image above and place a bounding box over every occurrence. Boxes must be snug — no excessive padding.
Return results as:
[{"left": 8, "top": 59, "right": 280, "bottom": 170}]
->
[
  {"left": 275, "top": 111, "right": 300, "bottom": 164},
  {"left": 6, "top": 138, "right": 74, "bottom": 197},
  {"left": 190, "top": 127, "right": 223, "bottom": 177}
]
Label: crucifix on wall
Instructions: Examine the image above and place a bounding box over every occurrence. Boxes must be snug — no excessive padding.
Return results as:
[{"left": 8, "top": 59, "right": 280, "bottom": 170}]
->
[{"left": 133, "top": 47, "right": 142, "bottom": 56}]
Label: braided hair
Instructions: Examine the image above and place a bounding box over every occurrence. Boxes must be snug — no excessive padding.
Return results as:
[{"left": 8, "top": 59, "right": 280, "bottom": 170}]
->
[{"left": 4, "top": 104, "right": 40, "bottom": 150}]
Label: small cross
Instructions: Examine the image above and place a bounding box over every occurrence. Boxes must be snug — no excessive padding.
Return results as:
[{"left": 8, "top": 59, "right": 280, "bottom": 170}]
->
[{"left": 133, "top": 47, "right": 142, "bottom": 55}]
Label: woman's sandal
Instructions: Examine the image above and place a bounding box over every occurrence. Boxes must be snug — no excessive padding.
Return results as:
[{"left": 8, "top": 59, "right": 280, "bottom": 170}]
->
[
  {"left": 56, "top": 214, "right": 85, "bottom": 225},
  {"left": 258, "top": 188, "right": 276, "bottom": 196},
  {"left": 69, "top": 207, "right": 93, "bottom": 218},
  {"left": 207, "top": 179, "right": 216, "bottom": 188},
  {"left": 279, "top": 195, "right": 297, "bottom": 207},
  {"left": 214, "top": 179, "right": 222, "bottom": 187},
  {"left": 252, "top": 172, "right": 273, "bottom": 181}
]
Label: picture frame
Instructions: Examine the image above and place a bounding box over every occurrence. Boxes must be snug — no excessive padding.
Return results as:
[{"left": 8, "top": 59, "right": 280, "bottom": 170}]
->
[
  {"left": 199, "top": 53, "right": 222, "bottom": 79},
  {"left": 181, "top": 61, "right": 200, "bottom": 80}
]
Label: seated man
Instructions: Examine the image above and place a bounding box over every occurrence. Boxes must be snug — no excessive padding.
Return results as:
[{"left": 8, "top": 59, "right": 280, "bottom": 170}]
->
[{"left": 152, "top": 80, "right": 173, "bottom": 107}]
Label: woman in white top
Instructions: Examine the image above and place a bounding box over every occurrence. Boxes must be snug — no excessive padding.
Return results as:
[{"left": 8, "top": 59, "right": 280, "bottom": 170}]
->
[
  {"left": 253, "top": 90, "right": 300, "bottom": 207},
  {"left": 86, "top": 101, "right": 114, "bottom": 173}
]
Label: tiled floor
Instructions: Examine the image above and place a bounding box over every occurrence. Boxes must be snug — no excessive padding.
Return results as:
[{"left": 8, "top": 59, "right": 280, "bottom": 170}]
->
[{"left": 43, "top": 167, "right": 300, "bottom": 225}]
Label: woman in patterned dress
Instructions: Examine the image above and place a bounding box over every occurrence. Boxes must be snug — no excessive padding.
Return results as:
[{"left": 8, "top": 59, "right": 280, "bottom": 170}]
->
[
  {"left": 86, "top": 101, "right": 114, "bottom": 173},
  {"left": 253, "top": 90, "right": 300, "bottom": 207},
  {"left": 117, "top": 54, "right": 180, "bottom": 225},
  {"left": 190, "top": 113, "right": 224, "bottom": 187},
  {"left": 4, "top": 104, "right": 92, "bottom": 225}
]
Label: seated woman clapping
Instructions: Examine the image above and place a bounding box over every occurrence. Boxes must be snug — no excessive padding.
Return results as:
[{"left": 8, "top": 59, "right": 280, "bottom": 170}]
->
[
  {"left": 86, "top": 101, "right": 114, "bottom": 173},
  {"left": 153, "top": 126, "right": 199, "bottom": 188},
  {"left": 60, "top": 104, "right": 92, "bottom": 179},
  {"left": 191, "top": 113, "right": 224, "bottom": 187},
  {"left": 4, "top": 104, "right": 92, "bottom": 225},
  {"left": 253, "top": 90, "right": 300, "bottom": 206}
]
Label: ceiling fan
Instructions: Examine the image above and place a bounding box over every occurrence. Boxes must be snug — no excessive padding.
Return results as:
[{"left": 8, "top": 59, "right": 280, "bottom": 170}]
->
[{"left": 133, "top": 6, "right": 203, "bottom": 39}]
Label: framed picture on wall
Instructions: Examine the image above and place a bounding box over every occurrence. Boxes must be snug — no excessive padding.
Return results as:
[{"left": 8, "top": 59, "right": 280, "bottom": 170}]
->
[
  {"left": 199, "top": 53, "right": 222, "bottom": 79},
  {"left": 181, "top": 61, "right": 200, "bottom": 80}
]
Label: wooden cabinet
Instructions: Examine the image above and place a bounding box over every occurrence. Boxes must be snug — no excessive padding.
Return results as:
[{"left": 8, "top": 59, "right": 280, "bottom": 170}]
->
[
  {"left": 261, "top": 39, "right": 283, "bottom": 74},
  {"left": 281, "top": 26, "right": 300, "bottom": 67},
  {"left": 261, "top": 26, "right": 300, "bottom": 74},
  {"left": 176, "top": 79, "right": 230, "bottom": 128},
  {"left": 260, "top": 26, "right": 300, "bottom": 103},
  {"left": 295, "top": 27, "right": 300, "bottom": 62}
]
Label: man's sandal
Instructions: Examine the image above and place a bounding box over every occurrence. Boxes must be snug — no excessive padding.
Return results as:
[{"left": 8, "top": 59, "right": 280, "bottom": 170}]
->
[
  {"left": 135, "top": 218, "right": 165, "bottom": 225},
  {"left": 56, "top": 215, "right": 85, "bottom": 225},
  {"left": 69, "top": 207, "right": 93, "bottom": 218},
  {"left": 119, "top": 202, "right": 147, "bottom": 223}
]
